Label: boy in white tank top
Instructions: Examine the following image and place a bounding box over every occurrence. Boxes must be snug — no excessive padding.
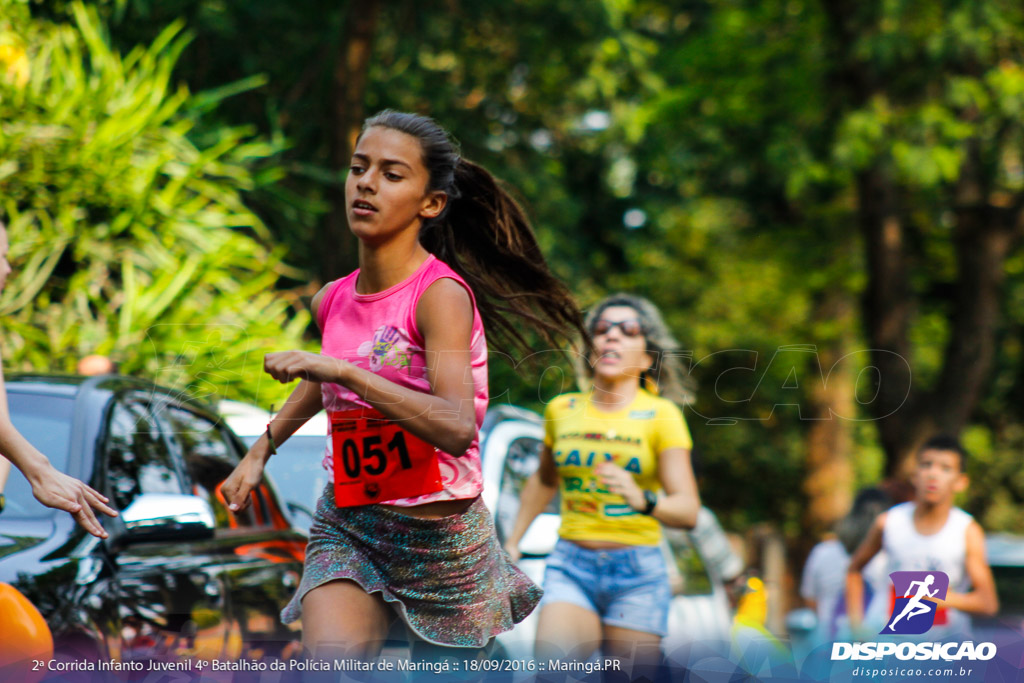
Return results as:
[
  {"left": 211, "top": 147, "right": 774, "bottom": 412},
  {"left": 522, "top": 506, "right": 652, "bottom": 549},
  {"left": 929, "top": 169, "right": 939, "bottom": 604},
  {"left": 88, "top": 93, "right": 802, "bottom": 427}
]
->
[{"left": 845, "top": 436, "right": 998, "bottom": 639}]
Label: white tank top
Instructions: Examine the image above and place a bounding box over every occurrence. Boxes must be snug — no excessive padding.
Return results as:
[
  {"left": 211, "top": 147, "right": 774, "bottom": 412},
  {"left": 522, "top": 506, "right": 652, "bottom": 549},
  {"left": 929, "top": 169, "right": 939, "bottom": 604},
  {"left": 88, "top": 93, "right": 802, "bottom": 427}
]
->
[{"left": 881, "top": 502, "right": 973, "bottom": 636}]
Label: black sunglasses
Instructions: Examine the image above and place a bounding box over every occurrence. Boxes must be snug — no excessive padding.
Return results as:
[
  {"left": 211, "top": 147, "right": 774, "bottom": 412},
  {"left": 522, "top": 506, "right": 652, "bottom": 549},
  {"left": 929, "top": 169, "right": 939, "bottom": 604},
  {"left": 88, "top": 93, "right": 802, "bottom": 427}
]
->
[{"left": 592, "top": 318, "right": 646, "bottom": 337}]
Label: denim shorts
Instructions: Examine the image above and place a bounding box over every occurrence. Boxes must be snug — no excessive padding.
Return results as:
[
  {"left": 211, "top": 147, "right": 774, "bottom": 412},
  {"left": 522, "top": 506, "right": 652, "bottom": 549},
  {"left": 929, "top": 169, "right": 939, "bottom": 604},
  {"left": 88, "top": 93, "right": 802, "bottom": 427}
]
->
[{"left": 539, "top": 539, "right": 671, "bottom": 636}]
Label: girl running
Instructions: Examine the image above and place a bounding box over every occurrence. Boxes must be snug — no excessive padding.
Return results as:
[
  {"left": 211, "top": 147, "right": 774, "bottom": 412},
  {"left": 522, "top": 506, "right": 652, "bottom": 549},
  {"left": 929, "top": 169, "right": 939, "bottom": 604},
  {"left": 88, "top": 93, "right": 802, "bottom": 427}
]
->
[
  {"left": 505, "top": 293, "right": 701, "bottom": 663},
  {"left": 221, "top": 110, "right": 584, "bottom": 660}
]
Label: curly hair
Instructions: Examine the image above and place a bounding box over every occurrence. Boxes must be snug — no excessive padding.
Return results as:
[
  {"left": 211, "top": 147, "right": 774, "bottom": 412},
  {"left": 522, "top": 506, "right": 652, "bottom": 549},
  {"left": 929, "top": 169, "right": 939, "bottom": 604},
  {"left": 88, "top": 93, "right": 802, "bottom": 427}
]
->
[{"left": 574, "top": 293, "right": 695, "bottom": 405}]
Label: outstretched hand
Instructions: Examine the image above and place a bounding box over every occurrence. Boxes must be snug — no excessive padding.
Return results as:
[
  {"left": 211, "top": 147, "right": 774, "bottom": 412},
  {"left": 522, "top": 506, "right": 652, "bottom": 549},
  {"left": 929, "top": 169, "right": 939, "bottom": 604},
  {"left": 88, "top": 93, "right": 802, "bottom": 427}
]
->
[{"left": 29, "top": 466, "right": 118, "bottom": 539}]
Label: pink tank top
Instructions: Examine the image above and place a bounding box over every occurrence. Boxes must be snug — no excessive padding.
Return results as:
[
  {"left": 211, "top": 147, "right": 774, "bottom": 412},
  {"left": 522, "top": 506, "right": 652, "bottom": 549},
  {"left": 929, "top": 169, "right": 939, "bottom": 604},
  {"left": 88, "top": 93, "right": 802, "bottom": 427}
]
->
[{"left": 317, "top": 254, "right": 488, "bottom": 505}]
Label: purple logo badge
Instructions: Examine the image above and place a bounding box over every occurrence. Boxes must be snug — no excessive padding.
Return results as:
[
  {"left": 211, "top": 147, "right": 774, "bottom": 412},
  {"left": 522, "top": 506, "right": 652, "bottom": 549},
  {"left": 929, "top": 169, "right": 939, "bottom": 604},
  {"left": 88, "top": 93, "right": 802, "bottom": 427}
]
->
[{"left": 883, "top": 571, "right": 949, "bottom": 635}]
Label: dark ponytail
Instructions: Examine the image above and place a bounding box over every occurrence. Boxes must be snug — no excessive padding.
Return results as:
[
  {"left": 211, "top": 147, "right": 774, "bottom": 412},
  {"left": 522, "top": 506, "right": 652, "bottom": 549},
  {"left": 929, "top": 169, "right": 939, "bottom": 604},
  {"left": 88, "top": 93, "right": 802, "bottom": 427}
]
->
[{"left": 360, "top": 110, "right": 585, "bottom": 356}]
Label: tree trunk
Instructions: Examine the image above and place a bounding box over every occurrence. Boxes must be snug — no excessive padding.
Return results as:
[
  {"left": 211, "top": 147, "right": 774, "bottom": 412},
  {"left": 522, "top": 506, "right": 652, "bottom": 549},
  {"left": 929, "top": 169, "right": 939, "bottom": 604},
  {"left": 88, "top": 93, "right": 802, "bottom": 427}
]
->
[
  {"left": 925, "top": 142, "right": 1013, "bottom": 444},
  {"left": 860, "top": 143, "right": 1017, "bottom": 483},
  {"left": 320, "top": 1, "right": 381, "bottom": 284},
  {"left": 856, "top": 167, "right": 925, "bottom": 483},
  {"left": 823, "top": 5, "right": 1017, "bottom": 488},
  {"left": 802, "top": 295, "right": 856, "bottom": 541}
]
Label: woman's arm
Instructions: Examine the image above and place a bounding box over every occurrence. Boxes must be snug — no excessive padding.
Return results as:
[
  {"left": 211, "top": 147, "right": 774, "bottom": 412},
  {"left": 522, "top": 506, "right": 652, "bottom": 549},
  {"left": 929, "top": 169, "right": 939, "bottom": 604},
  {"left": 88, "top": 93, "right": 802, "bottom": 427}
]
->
[
  {"left": 0, "top": 368, "right": 117, "bottom": 537},
  {"left": 222, "top": 379, "right": 324, "bottom": 511},
  {"left": 262, "top": 278, "right": 478, "bottom": 456},
  {"left": 222, "top": 282, "right": 333, "bottom": 511},
  {"left": 940, "top": 521, "right": 999, "bottom": 616},
  {"left": 503, "top": 445, "right": 559, "bottom": 562},
  {"left": 651, "top": 447, "right": 701, "bottom": 528}
]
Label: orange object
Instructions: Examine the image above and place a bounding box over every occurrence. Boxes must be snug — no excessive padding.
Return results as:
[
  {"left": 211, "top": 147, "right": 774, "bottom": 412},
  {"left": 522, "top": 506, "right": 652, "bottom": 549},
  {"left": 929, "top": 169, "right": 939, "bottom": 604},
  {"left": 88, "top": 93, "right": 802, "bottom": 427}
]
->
[
  {"left": 889, "top": 584, "right": 948, "bottom": 625},
  {"left": 234, "top": 538, "right": 306, "bottom": 564},
  {"left": 0, "top": 582, "right": 54, "bottom": 679}
]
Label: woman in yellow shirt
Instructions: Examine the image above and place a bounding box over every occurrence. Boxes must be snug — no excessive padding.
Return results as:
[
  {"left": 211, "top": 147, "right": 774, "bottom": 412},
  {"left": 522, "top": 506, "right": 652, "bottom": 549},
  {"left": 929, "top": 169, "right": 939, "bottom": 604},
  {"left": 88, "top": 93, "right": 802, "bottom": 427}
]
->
[{"left": 505, "top": 293, "right": 701, "bottom": 664}]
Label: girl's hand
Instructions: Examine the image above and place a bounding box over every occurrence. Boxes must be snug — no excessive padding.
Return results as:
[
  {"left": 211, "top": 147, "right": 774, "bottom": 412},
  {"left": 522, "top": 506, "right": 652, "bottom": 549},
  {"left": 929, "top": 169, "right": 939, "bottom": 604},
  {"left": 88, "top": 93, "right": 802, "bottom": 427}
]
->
[
  {"left": 28, "top": 465, "right": 118, "bottom": 538},
  {"left": 221, "top": 452, "right": 266, "bottom": 512},
  {"left": 595, "top": 461, "right": 645, "bottom": 511},
  {"left": 264, "top": 351, "right": 343, "bottom": 385}
]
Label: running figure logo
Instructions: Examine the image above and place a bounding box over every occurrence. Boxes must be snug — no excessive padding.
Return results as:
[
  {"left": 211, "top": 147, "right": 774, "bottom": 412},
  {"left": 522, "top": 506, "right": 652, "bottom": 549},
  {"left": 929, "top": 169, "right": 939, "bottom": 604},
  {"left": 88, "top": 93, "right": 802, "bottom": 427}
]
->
[{"left": 883, "top": 571, "right": 950, "bottom": 635}]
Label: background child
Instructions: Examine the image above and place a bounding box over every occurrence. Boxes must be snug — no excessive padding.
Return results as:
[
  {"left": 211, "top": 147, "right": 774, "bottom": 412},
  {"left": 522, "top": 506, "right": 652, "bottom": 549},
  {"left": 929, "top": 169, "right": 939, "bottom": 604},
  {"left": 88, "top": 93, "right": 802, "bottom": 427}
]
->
[{"left": 846, "top": 435, "right": 998, "bottom": 638}]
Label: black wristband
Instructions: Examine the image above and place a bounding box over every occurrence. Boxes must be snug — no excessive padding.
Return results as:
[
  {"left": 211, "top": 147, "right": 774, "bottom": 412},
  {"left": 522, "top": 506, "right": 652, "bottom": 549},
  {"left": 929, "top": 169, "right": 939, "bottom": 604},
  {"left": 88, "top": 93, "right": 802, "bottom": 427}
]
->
[
  {"left": 641, "top": 489, "right": 658, "bottom": 515},
  {"left": 265, "top": 422, "right": 278, "bottom": 456}
]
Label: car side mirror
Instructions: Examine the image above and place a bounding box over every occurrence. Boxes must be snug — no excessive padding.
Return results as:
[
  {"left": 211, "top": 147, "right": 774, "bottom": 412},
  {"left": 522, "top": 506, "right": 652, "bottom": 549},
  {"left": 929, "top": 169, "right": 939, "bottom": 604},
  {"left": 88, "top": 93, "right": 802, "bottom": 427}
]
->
[{"left": 114, "top": 493, "right": 216, "bottom": 544}]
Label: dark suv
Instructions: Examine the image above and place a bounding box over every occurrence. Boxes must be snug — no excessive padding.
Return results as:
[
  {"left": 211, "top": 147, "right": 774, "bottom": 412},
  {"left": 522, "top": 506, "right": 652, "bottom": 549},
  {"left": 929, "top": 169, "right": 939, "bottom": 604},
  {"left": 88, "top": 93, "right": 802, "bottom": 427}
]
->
[{"left": 0, "top": 375, "right": 305, "bottom": 663}]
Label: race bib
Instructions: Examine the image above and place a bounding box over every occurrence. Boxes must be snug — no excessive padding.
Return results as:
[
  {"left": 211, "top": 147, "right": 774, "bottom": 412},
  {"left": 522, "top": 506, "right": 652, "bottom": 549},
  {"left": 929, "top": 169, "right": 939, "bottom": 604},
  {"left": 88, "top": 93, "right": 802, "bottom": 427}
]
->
[
  {"left": 330, "top": 409, "right": 442, "bottom": 507},
  {"left": 888, "top": 585, "right": 949, "bottom": 625}
]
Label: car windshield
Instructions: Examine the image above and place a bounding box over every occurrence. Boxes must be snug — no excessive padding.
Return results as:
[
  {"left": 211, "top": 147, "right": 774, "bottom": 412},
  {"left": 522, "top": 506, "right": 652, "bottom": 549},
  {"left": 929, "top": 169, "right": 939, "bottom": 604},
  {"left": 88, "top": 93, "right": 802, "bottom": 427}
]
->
[{"left": 2, "top": 393, "right": 75, "bottom": 518}]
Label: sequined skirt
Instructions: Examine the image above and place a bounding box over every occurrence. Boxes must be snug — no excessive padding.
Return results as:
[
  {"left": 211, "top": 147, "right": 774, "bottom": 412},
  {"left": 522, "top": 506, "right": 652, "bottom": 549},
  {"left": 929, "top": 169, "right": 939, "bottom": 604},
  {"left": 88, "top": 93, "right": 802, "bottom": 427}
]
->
[{"left": 281, "top": 485, "right": 542, "bottom": 647}]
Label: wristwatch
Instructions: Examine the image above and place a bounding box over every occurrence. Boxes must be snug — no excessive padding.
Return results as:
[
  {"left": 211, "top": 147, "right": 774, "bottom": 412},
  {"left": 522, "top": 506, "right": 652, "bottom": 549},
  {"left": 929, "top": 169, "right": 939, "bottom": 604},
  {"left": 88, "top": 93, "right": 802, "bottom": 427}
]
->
[
  {"left": 0, "top": 493, "right": 5, "bottom": 512},
  {"left": 640, "top": 490, "right": 658, "bottom": 515}
]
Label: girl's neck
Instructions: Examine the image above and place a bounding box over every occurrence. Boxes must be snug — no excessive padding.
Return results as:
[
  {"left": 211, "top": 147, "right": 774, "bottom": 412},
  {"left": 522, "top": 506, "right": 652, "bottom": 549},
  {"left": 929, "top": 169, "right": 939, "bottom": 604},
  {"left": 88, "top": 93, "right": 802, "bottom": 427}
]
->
[
  {"left": 588, "top": 377, "right": 641, "bottom": 413},
  {"left": 356, "top": 237, "right": 430, "bottom": 294}
]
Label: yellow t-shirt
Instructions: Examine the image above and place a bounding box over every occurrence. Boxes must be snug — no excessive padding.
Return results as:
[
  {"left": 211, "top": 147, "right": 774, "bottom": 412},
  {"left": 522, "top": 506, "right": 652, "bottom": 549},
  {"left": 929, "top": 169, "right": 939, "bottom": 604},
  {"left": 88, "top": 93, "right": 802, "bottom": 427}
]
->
[{"left": 543, "top": 389, "right": 692, "bottom": 546}]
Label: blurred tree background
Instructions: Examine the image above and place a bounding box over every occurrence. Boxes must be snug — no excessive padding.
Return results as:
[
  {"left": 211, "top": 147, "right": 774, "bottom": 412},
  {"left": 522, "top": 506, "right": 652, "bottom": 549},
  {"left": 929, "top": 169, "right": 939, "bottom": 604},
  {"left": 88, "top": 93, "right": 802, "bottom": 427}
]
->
[
  {"left": 5, "top": 0, "right": 1024, "bottom": 600},
  {"left": 0, "top": 1, "right": 310, "bottom": 407}
]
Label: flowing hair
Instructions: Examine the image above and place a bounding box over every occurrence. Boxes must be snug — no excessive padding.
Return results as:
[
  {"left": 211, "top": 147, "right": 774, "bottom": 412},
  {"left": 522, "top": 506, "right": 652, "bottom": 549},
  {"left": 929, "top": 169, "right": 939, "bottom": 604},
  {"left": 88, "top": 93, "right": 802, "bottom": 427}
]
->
[
  {"left": 574, "top": 293, "right": 695, "bottom": 405},
  {"left": 359, "top": 110, "right": 585, "bottom": 356}
]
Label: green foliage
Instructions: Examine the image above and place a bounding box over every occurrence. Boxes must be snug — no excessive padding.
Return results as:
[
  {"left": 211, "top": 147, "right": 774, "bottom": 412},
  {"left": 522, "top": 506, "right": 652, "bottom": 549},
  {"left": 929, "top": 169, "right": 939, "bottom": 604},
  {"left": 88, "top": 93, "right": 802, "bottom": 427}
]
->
[
  {"left": 638, "top": 0, "right": 1024, "bottom": 532},
  {"left": 12, "top": 0, "right": 1024, "bottom": 539},
  {"left": 0, "top": 1, "right": 310, "bottom": 407}
]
